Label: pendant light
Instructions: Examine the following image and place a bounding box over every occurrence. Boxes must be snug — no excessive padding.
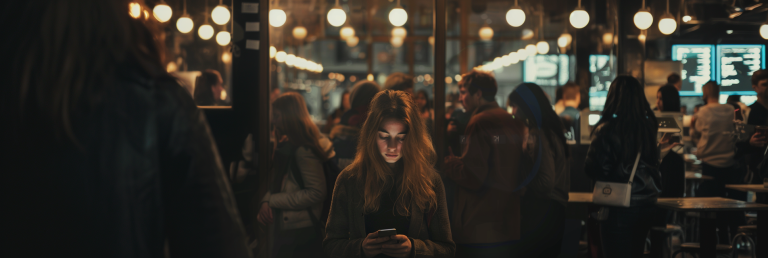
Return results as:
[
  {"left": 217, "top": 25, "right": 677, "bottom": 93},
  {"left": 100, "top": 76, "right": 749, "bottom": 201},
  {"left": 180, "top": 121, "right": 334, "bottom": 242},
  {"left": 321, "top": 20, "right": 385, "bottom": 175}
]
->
[
  {"left": 346, "top": 36, "right": 359, "bottom": 47},
  {"left": 391, "top": 36, "right": 404, "bottom": 48},
  {"left": 536, "top": 11, "right": 549, "bottom": 54},
  {"left": 634, "top": 0, "right": 653, "bottom": 30},
  {"left": 327, "top": 0, "right": 347, "bottom": 27},
  {"left": 506, "top": 0, "right": 525, "bottom": 27},
  {"left": 682, "top": 0, "right": 692, "bottom": 23},
  {"left": 276, "top": 51, "right": 287, "bottom": 63},
  {"left": 211, "top": 0, "right": 231, "bottom": 25},
  {"left": 658, "top": 0, "right": 677, "bottom": 35},
  {"left": 518, "top": 48, "right": 529, "bottom": 61},
  {"left": 293, "top": 26, "right": 308, "bottom": 40},
  {"left": 340, "top": 25, "right": 355, "bottom": 40},
  {"left": 176, "top": 0, "right": 194, "bottom": 33},
  {"left": 270, "top": 46, "right": 277, "bottom": 59},
  {"left": 558, "top": 28, "right": 572, "bottom": 48},
  {"left": 392, "top": 27, "right": 407, "bottom": 38},
  {"left": 525, "top": 44, "right": 537, "bottom": 55},
  {"left": 270, "top": 0, "right": 287, "bottom": 27},
  {"left": 198, "top": 4, "right": 214, "bottom": 40},
  {"left": 129, "top": 2, "right": 142, "bottom": 19},
  {"left": 479, "top": 23, "right": 494, "bottom": 41},
  {"left": 216, "top": 31, "right": 231, "bottom": 46},
  {"left": 569, "top": 0, "right": 589, "bottom": 29},
  {"left": 389, "top": 0, "right": 408, "bottom": 27},
  {"left": 152, "top": 0, "right": 172, "bottom": 23},
  {"left": 761, "top": 12, "right": 768, "bottom": 39}
]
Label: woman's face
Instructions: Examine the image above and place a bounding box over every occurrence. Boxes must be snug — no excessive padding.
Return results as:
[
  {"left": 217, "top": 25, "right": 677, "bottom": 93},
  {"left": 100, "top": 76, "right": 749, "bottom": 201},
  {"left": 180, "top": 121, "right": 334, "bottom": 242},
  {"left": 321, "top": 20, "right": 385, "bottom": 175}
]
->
[
  {"left": 415, "top": 93, "right": 428, "bottom": 109},
  {"left": 377, "top": 118, "right": 407, "bottom": 163}
]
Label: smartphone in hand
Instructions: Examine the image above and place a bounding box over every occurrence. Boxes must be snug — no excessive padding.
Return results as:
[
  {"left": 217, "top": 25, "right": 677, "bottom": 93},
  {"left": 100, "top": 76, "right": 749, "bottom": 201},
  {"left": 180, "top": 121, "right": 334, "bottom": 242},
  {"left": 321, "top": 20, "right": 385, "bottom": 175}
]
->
[{"left": 377, "top": 228, "right": 397, "bottom": 238}]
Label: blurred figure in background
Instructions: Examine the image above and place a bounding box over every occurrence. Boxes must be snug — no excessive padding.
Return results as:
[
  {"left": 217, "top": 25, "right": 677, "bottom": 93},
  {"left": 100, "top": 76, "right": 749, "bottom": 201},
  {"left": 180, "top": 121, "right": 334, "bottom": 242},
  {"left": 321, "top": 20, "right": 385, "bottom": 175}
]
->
[
  {"left": 726, "top": 95, "right": 749, "bottom": 122},
  {"left": 323, "top": 90, "right": 350, "bottom": 134},
  {"left": 558, "top": 82, "right": 581, "bottom": 144},
  {"left": 415, "top": 89, "right": 435, "bottom": 133},
  {"left": 1, "top": 1, "right": 251, "bottom": 257},
  {"left": 668, "top": 73, "right": 683, "bottom": 91},
  {"left": 383, "top": 72, "right": 415, "bottom": 95},
  {"left": 736, "top": 70, "right": 768, "bottom": 184},
  {"left": 656, "top": 85, "right": 685, "bottom": 198},
  {"left": 259, "top": 92, "right": 335, "bottom": 258},
  {"left": 553, "top": 86, "right": 565, "bottom": 115},
  {"left": 330, "top": 81, "right": 381, "bottom": 169},
  {"left": 444, "top": 71, "right": 527, "bottom": 257},
  {"left": 508, "top": 83, "right": 570, "bottom": 257},
  {"left": 585, "top": 76, "right": 660, "bottom": 258},
  {"left": 690, "top": 81, "right": 745, "bottom": 244},
  {"left": 194, "top": 69, "right": 225, "bottom": 106}
]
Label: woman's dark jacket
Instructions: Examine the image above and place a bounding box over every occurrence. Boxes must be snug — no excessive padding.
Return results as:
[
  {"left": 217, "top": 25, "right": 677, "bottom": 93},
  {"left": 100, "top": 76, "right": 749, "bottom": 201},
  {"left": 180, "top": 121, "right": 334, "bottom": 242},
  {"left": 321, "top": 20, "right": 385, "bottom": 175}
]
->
[{"left": 2, "top": 68, "right": 252, "bottom": 258}]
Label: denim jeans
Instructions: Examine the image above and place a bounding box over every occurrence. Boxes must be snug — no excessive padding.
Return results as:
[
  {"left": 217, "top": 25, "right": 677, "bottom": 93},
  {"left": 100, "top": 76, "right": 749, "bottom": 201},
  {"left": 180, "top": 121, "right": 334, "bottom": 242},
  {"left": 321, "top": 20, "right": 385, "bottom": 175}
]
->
[{"left": 599, "top": 205, "right": 655, "bottom": 258}]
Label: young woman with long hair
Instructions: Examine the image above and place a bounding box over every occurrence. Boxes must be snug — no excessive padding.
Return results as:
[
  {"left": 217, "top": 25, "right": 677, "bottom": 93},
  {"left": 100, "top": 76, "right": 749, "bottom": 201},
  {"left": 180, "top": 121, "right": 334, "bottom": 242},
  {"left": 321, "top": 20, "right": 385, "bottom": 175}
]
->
[
  {"left": 323, "top": 90, "right": 455, "bottom": 258},
  {"left": 585, "top": 76, "right": 661, "bottom": 257},
  {"left": 258, "top": 92, "right": 335, "bottom": 258},
  {"left": 1, "top": 0, "right": 251, "bottom": 257}
]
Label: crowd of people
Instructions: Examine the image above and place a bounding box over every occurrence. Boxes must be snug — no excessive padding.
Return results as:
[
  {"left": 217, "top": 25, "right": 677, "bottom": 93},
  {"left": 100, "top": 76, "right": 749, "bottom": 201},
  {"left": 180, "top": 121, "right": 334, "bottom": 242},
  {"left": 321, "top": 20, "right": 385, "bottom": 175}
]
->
[{"left": 5, "top": 1, "right": 768, "bottom": 258}]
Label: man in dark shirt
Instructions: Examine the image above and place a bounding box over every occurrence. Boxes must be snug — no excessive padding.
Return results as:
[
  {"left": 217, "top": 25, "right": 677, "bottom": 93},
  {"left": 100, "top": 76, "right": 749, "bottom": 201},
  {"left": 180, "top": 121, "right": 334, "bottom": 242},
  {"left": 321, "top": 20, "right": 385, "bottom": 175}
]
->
[{"left": 737, "top": 70, "right": 768, "bottom": 183}]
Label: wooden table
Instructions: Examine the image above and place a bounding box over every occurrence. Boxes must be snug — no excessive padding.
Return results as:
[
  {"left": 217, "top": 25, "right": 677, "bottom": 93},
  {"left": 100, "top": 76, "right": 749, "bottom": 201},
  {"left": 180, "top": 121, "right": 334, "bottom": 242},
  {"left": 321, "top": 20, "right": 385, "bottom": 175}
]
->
[
  {"left": 656, "top": 197, "right": 768, "bottom": 258},
  {"left": 568, "top": 192, "right": 593, "bottom": 203},
  {"left": 684, "top": 172, "right": 713, "bottom": 197},
  {"left": 725, "top": 184, "right": 768, "bottom": 258}
]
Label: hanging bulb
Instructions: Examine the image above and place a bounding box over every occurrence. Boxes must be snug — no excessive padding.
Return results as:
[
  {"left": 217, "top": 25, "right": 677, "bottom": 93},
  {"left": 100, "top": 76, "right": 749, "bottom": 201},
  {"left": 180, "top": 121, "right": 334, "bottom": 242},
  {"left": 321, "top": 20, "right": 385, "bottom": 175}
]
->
[
  {"left": 270, "top": 46, "right": 277, "bottom": 59},
  {"left": 286, "top": 54, "right": 297, "bottom": 67},
  {"left": 129, "top": 2, "right": 142, "bottom": 19},
  {"left": 276, "top": 51, "right": 287, "bottom": 62},
  {"left": 525, "top": 44, "right": 537, "bottom": 55},
  {"left": 153, "top": 1, "right": 173, "bottom": 23},
  {"left": 658, "top": 13, "right": 677, "bottom": 35},
  {"left": 602, "top": 33, "right": 613, "bottom": 46},
  {"left": 392, "top": 27, "right": 407, "bottom": 38},
  {"left": 536, "top": 41, "right": 549, "bottom": 54},
  {"left": 216, "top": 31, "right": 231, "bottom": 46},
  {"left": 570, "top": 6, "right": 590, "bottom": 29},
  {"left": 506, "top": 7, "right": 525, "bottom": 27},
  {"left": 760, "top": 24, "right": 768, "bottom": 39},
  {"left": 389, "top": 0, "right": 408, "bottom": 27},
  {"left": 479, "top": 25, "right": 494, "bottom": 41},
  {"left": 558, "top": 33, "right": 572, "bottom": 48},
  {"left": 293, "top": 26, "right": 308, "bottom": 40},
  {"left": 391, "top": 36, "right": 404, "bottom": 48},
  {"left": 198, "top": 24, "right": 214, "bottom": 40},
  {"left": 634, "top": 9, "right": 653, "bottom": 30},
  {"left": 270, "top": 9, "right": 287, "bottom": 27},
  {"left": 340, "top": 25, "right": 355, "bottom": 40},
  {"left": 518, "top": 48, "right": 529, "bottom": 60},
  {"left": 212, "top": 5, "right": 231, "bottom": 25},
  {"left": 682, "top": 15, "right": 692, "bottom": 23},
  {"left": 327, "top": 1, "right": 347, "bottom": 28},
  {"left": 177, "top": 15, "right": 194, "bottom": 33},
  {"left": 346, "top": 36, "right": 359, "bottom": 47},
  {"left": 221, "top": 52, "right": 232, "bottom": 64}
]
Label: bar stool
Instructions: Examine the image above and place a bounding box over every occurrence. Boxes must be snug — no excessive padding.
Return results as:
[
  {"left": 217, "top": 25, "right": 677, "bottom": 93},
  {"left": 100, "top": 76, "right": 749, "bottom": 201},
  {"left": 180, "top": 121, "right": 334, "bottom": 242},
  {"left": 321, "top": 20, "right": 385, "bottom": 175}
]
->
[
  {"left": 651, "top": 224, "right": 685, "bottom": 258},
  {"left": 670, "top": 243, "right": 732, "bottom": 258},
  {"left": 731, "top": 225, "right": 757, "bottom": 258}
]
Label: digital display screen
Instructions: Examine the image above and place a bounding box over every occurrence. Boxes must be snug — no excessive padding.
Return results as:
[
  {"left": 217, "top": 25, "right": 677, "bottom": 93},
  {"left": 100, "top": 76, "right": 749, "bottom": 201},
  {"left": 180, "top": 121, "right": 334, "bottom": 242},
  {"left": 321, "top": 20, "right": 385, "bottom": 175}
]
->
[
  {"left": 588, "top": 114, "right": 601, "bottom": 126},
  {"left": 672, "top": 45, "right": 715, "bottom": 95},
  {"left": 717, "top": 44, "right": 766, "bottom": 93},
  {"left": 523, "top": 54, "right": 571, "bottom": 86},
  {"left": 589, "top": 55, "right": 615, "bottom": 92}
]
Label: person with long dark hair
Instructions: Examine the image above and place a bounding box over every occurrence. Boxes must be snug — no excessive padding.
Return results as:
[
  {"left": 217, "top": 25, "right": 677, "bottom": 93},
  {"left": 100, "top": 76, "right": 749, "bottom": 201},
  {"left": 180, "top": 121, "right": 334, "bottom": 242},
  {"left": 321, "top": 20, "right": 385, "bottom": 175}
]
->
[
  {"left": 323, "top": 90, "right": 455, "bottom": 258},
  {"left": 507, "top": 83, "right": 570, "bottom": 257},
  {"left": 194, "top": 69, "right": 225, "bottom": 106},
  {"left": 1, "top": 1, "right": 251, "bottom": 257},
  {"left": 259, "top": 92, "right": 335, "bottom": 258},
  {"left": 584, "top": 76, "right": 661, "bottom": 257}
]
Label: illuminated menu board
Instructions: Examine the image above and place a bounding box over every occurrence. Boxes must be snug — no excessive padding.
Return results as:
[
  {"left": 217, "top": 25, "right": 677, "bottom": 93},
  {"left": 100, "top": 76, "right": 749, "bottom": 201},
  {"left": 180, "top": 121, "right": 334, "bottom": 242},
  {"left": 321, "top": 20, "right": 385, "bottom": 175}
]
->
[
  {"left": 523, "top": 54, "right": 571, "bottom": 86},
  {"left": 672, "top": 45, "right": 715, "bottom": 94},
  {"left": 589, "top": 55, "right": 615, "bottom": 92},
  {"left": 717, "top": 44, "right": 766, "bottom": 92}
]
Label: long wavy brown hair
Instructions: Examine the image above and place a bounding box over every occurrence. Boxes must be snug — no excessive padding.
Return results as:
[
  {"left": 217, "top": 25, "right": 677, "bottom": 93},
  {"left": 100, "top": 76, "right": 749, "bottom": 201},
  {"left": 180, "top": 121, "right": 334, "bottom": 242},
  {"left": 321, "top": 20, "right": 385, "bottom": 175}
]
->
[
  {"left": 272, "top": 92, "right": 329, "bottom": 160},
  {"left": 348, "top": 90, "right": 437, "bottom": 216}
]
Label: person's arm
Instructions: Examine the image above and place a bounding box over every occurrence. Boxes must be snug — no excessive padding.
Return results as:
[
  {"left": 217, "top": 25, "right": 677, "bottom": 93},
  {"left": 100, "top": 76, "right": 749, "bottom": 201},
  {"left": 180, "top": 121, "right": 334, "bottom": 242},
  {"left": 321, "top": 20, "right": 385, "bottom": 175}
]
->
[
  {"left": 523, "top": 135, "right": 555, "bottom": 198},
  {"left": 583, "top": 128, "right": 618, "bottom": 181},
  {"left": 157, "top": 82, "right": 252, "bottom": 258},
  {"left": 323, "top": 173, "right": 366, "bottom": 258},
  {"left": 409, "top": 175, "right": 456, "bottom": 258},
  {"left": 268, "top": 147, "right": 327, "bottom": 210},
  {"left": 443, "top": 120, "right": 492, "bottom": 191}
]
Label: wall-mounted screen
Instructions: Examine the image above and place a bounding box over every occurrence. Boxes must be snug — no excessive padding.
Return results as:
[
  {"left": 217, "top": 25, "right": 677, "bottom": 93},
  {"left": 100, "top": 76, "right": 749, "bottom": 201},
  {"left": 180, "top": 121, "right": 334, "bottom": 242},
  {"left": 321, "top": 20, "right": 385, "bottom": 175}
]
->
[
  {"left": 717, "top": 44, "right": 766, "bottom": 94},
  {"left": 672, "top": 44, "right": 715, "bottom": 95},
  {"left": 589, "top": 54, "right": 615, "bottom": 92},
  {"left": 523, "top": 54, "right": 571, "bottom": 86}
]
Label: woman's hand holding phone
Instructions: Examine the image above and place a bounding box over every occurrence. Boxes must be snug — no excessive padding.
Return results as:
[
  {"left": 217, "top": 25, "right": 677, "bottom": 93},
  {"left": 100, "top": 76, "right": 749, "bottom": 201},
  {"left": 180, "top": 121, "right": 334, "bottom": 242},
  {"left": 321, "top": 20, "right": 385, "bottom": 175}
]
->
[
  {"left": 362, "top": 231, "right": 390, "bottom": 258},
  {"left": 381, "top": 234, "right": 412, "bottom": 258}
]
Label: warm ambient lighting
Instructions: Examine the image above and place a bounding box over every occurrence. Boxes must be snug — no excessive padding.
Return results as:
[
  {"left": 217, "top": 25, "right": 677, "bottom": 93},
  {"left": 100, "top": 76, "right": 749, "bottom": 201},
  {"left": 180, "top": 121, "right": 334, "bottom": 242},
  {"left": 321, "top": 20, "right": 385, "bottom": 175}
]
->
[
  {"left": 198, "top": 24, "right": 214, "bottom": 40},
  {"left": 570, "top": 7, "right": 589, "bottom": 29},
  {"left": 129, "top": 2, "right": 142, "bottom": 19},
  {"left": 152, "top": 2, "right": 172, "bottom": 23},
  {"left": 327, "top": 1, "right": 347, "bottom": 28},
  {"left": 286, "top": 54, "right": 297, "bottom": 66},
  {"left": 658, "top": 14, "right": 677, "bottom": 35},
  {"left": 536, "top": 41, "right": 549, "bottom": 54},
  {"left": 176, "top": 15, "right": 194, "bottom": 33},
  {"left": 392, "top": 27, "right": 407, "bottom": 38},
  {"left": 518, "top": 48, "right": 529, "bottom": 61},
  {"left": 634, "top": 9, "right": 653, "bottom": 30},
  {"left": 221, "top": 52, "right": 232, "bottom": 64},
  {"left": 391, "top": 36, "right": 404, "bottom": 48},
  {"left": 346, "top": 36, "right": 359, "bottom": 47},
  {"left": 558, "top": 33, "right": 572, "bottom": 48},
  {"left": 270, "top": 9, "right": 287, "bottom": 27},
  {"left": 506, "top": 7, "right": 525, "bottom": 27},
  {"left": 760, "top": 24, "right": 768, "bottom": 39},
  {"left": 216, "top": 31, "right": 231, "bottom": 46},
  {"left": 389, "top": 0, "right": 408, "bottom": 27},
  {"left": 293, "top": 26, "right": 307, "bottom": 40},
  {"left": 340, "top": 25, "right": 355, "bottom": 40},
  {"left": 270, "top": 46, "right": 277, "bottom": 59},
  {"left": 682, "top": 15, "right": 692, "bottom": 23},
  {"left": 276, "top": 51, "right": 287, "bottom": 62},
  {"left": 479, "top": 25, "right": 494, "bottom": 41},
  {"left": 368, "top": 74, "right": 374, "bottom": 81},
  {"left": 429, "top": 36, "right": 435, "bottom": 46},
  {"left": 525, "top": 44, "right": 537, "bottom": 55},
  {"left": 211, "top": 5, "right": 231, "bottom": 25}
]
